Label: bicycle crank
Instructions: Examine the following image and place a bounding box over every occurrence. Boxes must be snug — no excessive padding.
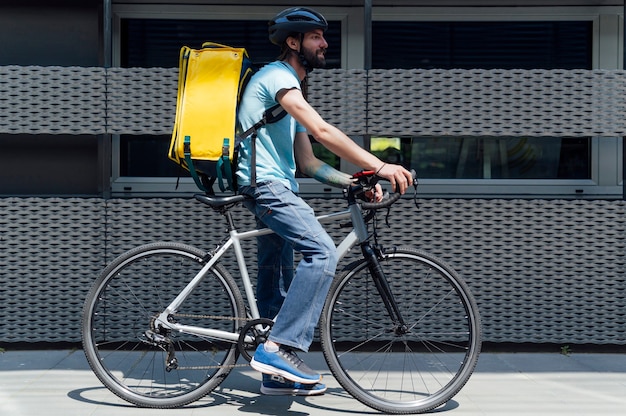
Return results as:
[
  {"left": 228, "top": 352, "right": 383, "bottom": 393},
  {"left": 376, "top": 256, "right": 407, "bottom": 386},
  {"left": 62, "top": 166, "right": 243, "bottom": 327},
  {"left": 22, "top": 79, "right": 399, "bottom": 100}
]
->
[{"left": 237, "top": 318, "right": 274, "bottom": 362}]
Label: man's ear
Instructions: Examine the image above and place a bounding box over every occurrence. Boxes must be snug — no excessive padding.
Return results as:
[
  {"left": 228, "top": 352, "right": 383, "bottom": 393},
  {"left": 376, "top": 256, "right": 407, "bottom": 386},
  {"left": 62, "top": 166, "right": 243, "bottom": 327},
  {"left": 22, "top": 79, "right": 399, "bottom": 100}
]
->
[{"left": 286, "top": 35, "right": 300, "bottom": 52}]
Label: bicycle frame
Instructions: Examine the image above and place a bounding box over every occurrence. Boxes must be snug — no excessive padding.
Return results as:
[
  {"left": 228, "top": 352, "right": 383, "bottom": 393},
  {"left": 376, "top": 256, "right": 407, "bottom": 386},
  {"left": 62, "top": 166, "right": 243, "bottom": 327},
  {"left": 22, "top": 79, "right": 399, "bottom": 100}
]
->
[{"left": 153, "top": 203, "right": 366, "bottom": 344}]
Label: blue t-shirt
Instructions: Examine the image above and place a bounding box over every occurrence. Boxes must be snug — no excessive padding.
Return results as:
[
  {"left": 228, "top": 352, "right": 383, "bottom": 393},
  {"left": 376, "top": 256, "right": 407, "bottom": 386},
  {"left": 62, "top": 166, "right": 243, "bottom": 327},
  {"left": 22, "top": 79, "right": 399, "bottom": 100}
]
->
[{"left": 236, "top": 61, "right": 306, "bottom": 192}]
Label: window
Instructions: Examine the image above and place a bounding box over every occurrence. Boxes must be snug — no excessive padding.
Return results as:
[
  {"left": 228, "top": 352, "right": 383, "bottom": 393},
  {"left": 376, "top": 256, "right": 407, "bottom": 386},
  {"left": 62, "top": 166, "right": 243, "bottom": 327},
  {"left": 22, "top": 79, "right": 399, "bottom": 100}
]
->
[
  {"left": 372, "top": 136, "right": 591, "bottom": 180},
  {"left": 121, "top": 18, "right": 341, "bottom": 68},
  {"left": 371, "top": 20, "right": 593, "bottom": 184},
  {"left": 372, "top": 21, "right": 592, "bottom": 70}
]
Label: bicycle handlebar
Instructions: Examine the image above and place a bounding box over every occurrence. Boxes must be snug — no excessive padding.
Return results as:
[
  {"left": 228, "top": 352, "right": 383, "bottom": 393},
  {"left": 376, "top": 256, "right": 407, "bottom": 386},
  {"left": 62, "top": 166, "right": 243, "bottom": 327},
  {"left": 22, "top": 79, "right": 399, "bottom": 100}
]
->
[
  {"left": 349, "top": 169, "right": 418, "bottom": 211},
  {"left": 360, "top": 190, "right": 403, "bottom": 210}
]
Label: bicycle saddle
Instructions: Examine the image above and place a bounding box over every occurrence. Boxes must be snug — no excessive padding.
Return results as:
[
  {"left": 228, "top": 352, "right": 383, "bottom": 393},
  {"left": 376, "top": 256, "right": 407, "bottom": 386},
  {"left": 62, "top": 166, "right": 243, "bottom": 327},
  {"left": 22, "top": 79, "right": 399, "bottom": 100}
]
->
[{"left": 194, "top": 193, "right": 248, "bottom": 208}]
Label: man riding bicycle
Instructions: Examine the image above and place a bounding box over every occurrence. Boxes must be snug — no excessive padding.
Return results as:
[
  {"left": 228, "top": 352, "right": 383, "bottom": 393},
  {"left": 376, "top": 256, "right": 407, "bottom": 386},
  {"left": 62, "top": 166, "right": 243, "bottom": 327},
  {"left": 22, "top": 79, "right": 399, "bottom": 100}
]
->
[{"left": 236, "top": 6, "right": 413, "bottom": 396}]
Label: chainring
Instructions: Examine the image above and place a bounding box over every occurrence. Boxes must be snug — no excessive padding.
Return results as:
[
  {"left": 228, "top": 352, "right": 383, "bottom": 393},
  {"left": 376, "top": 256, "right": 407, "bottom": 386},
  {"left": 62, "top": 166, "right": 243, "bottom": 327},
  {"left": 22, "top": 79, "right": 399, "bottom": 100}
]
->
[{"left": 237, "top": 318, "right": 274, "bottom": 362}]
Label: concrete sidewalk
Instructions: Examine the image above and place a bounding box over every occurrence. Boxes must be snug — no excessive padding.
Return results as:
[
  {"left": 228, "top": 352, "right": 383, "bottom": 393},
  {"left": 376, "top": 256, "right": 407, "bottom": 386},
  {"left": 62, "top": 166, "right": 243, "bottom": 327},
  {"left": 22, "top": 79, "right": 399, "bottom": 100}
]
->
[{"left": 1, "top": 349, "right": 625, "bottom": 416}]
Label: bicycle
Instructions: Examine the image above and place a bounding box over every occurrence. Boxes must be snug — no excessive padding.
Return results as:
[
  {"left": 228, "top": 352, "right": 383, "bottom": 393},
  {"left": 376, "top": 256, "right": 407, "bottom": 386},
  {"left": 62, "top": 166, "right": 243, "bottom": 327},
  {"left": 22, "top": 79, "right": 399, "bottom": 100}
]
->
[{"left": 81, "top": 170, "right": 482, "bottom": 414}]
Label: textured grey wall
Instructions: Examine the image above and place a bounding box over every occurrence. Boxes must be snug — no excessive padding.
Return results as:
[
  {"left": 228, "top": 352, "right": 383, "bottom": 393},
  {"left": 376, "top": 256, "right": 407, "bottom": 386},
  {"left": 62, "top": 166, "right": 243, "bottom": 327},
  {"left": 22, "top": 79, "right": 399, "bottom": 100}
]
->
[{"left": 1, "top": 196, "right": 624, "bottom": 345}]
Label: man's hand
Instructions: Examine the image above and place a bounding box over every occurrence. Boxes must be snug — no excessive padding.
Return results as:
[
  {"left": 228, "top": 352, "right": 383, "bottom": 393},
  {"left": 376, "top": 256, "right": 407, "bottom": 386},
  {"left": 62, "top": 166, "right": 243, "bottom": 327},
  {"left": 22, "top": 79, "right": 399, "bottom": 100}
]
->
[
  {"left": 365, "top": 183, "right": 384, "bottom": 202},
  {"left": 376, "top": 164, "right": 413, "bottom": 194}
]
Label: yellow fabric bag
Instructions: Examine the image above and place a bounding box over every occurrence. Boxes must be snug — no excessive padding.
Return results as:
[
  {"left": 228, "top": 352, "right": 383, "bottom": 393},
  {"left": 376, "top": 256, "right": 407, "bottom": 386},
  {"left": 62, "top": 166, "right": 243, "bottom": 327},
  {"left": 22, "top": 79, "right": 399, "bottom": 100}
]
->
[{"left": 168, "top": 42, "right": 253, "bottom": 193}]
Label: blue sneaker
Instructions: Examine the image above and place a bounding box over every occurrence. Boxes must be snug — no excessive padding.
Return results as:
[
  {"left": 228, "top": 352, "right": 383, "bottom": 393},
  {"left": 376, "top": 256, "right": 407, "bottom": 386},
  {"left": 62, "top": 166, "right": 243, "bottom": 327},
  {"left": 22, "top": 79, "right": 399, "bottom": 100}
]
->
[
  {"left": 261, "top": 374, "right": 327, "bottom": 396},
  {"left": 250, "top": 344, "right": 321, "bottom": 384}
]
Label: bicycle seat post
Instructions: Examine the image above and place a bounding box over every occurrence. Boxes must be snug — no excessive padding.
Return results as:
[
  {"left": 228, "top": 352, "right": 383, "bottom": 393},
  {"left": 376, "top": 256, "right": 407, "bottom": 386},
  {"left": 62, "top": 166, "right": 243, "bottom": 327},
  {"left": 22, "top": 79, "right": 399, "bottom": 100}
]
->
[
  {"left": 194, "top": 194, "right": 248, "bottom": 232},
  {"left": 222, "top": 208, "right": 237, "bottom": 232}
]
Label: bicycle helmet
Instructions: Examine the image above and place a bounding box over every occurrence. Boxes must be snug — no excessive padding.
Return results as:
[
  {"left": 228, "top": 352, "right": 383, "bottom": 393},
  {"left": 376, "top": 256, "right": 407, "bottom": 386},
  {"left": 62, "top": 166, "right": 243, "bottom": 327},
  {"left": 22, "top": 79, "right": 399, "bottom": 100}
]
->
[{"left": 268, "top": 7, "right": 328, "bottom": 46}]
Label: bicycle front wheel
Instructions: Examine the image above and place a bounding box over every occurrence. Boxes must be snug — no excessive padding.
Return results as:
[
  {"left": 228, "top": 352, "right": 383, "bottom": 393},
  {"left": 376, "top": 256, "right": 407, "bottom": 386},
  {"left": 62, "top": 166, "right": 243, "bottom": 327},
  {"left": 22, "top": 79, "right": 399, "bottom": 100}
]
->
[
  {"left": 82, "top": 242, "right": 246, "bottom": 408},
  {"left": 320, "top": 247, "right": 482, "bottom": 414}
]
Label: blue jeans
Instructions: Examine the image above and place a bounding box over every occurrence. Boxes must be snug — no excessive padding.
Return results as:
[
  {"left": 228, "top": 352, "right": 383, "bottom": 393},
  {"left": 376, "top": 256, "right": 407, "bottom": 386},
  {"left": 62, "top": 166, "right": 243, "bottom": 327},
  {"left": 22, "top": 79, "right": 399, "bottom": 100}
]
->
[{"left": 240, "top": 181, "right": 337, "bottom": 352}]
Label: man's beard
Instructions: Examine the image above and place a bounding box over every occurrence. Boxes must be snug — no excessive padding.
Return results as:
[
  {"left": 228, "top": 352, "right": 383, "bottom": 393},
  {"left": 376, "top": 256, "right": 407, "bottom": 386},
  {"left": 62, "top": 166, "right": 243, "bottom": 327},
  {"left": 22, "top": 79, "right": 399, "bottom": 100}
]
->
[{"left": 301, "top": 46, "right": 326, "bottom": 69}]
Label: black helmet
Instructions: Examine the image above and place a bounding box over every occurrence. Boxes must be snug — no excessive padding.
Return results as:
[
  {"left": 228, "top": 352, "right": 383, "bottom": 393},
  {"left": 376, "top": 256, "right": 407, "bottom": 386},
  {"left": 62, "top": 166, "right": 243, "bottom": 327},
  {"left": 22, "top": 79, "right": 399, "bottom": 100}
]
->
[{"left": 268, "top": 7, "right": 328, "bottom": 46}]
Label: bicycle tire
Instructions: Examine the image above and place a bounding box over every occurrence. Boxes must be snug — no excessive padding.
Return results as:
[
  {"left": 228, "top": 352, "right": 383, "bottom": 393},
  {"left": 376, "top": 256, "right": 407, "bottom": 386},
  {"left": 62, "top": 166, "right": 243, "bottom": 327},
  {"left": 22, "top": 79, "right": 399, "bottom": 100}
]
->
[
  {"left": 82, "top": 242, "right": 246, "bottom": 408},
  {"left": 319, "top": 247, "right": 482, "bottom": 414}
]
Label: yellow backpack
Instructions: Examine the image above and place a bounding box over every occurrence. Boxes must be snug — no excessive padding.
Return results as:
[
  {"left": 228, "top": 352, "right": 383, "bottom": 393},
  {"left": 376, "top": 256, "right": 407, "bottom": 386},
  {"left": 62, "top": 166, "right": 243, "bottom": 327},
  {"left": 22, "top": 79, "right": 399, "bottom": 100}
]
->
[{"left": 169, "top": 42, "right": 284, "bottom": 194}]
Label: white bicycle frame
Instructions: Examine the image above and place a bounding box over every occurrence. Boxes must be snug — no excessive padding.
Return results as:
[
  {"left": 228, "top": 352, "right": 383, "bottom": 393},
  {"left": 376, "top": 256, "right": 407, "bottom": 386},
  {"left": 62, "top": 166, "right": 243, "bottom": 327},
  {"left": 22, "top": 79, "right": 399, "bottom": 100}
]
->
[{"left": 153, "top": 203, "right": 369, "bottom": 344}]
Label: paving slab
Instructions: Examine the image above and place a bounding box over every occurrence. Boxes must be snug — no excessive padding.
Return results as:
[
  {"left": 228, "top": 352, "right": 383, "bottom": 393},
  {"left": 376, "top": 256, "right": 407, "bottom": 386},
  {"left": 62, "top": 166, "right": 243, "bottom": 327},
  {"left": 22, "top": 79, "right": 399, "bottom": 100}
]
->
[{"left": 1, "top": 350, "right": 625, "bottom": 416}]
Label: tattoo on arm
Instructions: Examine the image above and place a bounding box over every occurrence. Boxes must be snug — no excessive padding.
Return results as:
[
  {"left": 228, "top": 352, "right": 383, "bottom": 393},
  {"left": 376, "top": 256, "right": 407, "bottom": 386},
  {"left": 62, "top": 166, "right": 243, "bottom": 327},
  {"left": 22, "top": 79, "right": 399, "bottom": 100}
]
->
[{"left": 305, "top": 162, "right": 353, "bottom": 188}]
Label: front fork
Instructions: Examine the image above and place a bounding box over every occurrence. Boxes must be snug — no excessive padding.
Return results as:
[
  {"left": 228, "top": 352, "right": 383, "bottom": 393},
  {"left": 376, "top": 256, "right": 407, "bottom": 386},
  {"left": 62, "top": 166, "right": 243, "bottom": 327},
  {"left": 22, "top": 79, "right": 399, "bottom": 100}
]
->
[{"left": 361, "top": 243, "right": 409, "bottom": 335}]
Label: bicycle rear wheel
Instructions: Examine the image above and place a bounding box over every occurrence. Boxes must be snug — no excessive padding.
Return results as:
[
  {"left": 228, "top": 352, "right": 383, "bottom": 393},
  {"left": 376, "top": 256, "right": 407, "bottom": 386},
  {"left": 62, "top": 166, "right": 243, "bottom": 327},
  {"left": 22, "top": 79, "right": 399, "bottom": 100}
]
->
[
  {"left": 82, "top": 242, "right": 246, "bottom": 408},
  {"left": 320, "top": 247, "right": 481, "bottom": 414}
]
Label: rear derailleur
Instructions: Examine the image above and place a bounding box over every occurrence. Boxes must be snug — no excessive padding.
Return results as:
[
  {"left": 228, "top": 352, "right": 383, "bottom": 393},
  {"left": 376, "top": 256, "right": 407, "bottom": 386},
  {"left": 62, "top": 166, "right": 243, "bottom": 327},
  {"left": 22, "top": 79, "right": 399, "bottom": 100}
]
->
[{"left": 141, "top": 316, "right": 178, "bottom": 372}]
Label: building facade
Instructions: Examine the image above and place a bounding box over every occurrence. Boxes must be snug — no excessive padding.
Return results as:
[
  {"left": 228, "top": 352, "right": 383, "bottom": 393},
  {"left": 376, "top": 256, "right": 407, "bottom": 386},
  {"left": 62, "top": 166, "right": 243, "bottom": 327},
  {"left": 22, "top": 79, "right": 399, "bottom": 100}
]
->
[{"left": 1, "top": 0, "right": 625, "bottom": 348}]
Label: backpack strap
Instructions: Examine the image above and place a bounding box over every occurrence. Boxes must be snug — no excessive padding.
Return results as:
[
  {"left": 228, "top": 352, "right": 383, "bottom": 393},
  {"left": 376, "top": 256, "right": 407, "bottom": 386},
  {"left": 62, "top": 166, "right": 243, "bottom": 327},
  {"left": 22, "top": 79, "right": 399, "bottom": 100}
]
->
[
  {"left": 236, "top": 104, "right": 288, "bottom": 187},
  {"left": 216, "top": 138, "right": 234, "bottom": 192},
  {"left": 184, "top": 135, "right": 213, "bottom": 194}
]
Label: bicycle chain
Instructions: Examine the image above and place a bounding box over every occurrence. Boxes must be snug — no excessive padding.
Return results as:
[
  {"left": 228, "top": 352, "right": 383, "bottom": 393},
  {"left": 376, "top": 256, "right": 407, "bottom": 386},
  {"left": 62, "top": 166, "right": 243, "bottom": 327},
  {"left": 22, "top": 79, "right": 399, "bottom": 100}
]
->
[
  {"left": 176, "top": 363, "right": 250, "bottom": 370},
  {"left": 170, "top": 313, "right": 253, "bottom": 371},
  {"left": 173, "top": 313, "right": 250, "bottom": 322}
]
